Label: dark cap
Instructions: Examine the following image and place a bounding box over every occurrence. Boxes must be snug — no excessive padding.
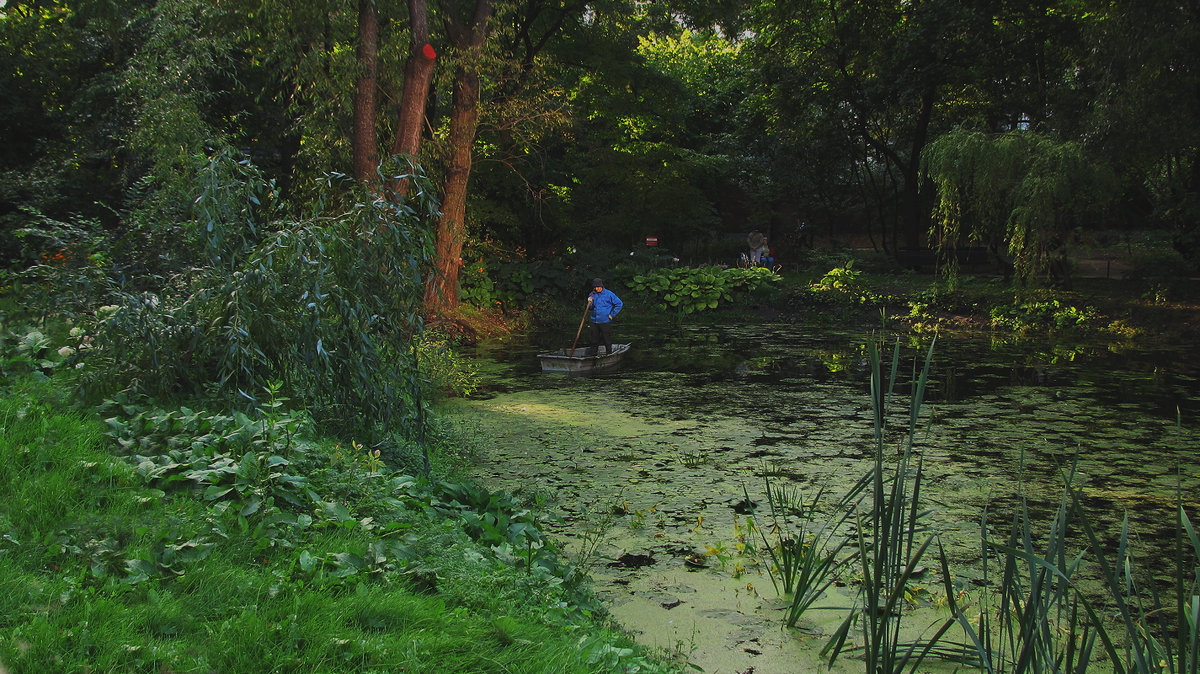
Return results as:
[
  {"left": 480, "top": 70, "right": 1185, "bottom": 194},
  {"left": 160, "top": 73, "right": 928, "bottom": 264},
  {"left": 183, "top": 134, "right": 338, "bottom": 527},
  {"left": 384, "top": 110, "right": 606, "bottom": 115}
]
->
[{"left": 591, "top": 278, "right": 604, "bottom": 287}]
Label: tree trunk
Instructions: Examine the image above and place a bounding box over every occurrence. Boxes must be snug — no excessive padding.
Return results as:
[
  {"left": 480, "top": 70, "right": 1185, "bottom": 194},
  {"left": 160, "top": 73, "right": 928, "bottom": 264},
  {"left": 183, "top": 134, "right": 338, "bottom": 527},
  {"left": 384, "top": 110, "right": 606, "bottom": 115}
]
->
[
  {"left": 900, "top": 90, "right": 935, "bottom": 251},
  {"left": 424, "top": 61, "right": 481, "bottom": 313},
  {"left": 352, "top": 0, "right": 379, "bottom": 183},
  {"left": 423, "top": 0, "right": 491, "bottom": 316},
  {"left": 388, "top": 0, "right": 437, "bottom": 196}
]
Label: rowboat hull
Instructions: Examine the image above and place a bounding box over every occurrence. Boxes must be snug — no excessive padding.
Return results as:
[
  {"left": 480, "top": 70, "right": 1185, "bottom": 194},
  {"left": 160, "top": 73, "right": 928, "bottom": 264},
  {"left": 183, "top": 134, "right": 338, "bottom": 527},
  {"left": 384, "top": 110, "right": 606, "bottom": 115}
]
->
[{"left": 537, "top": 343, "right": 631, "bottom": 374}]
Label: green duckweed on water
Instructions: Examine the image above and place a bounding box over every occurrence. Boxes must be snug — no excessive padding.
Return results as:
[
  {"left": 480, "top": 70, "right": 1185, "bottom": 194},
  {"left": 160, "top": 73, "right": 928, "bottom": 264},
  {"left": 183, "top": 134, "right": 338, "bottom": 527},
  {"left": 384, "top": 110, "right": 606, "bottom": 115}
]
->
[{"left": 446, "top": 317, "right": 1200, "bottom": 674}]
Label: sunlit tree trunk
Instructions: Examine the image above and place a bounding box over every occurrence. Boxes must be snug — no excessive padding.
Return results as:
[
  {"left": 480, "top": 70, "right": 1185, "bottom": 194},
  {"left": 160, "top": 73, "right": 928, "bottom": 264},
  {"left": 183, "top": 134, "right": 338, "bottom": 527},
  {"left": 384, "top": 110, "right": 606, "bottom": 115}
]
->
[
  {"left": 424, "top": 0, "right": 491, "bottom": 315},
  {"left": 388, "top": 0, "right": 437, "bottom": 196}
]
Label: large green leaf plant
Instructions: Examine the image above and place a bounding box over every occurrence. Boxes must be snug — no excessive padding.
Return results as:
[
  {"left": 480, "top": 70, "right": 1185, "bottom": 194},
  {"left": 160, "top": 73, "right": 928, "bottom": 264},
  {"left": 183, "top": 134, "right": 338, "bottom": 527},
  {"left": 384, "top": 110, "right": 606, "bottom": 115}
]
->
[{"left": 628, "top": 265, "right": 780, "bottom": 315}]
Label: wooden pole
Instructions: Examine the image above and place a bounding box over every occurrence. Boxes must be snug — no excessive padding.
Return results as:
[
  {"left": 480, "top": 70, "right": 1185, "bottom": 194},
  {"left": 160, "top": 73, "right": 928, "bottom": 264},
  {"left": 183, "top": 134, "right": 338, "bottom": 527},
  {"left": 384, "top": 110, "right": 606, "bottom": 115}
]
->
[{"left": 570, "top": 298, "right": 592, "bottom": 356}]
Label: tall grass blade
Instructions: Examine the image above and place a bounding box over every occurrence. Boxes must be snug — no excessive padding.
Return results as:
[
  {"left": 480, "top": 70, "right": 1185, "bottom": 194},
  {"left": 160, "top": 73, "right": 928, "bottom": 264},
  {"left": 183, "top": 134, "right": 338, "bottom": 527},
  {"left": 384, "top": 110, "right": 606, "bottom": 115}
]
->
[
  {"left": 1178, "top": 502, "right": 1200, "bottom": 674},
  {"left": 939, "top": 542, "right": 993, "bottom": 671},
  {"left": 1062, "top": 480, "right": 1149, "bottom": 672},
  {"left": 824, "top": 337, "right": 950, "bottom": 673},
  {"left": 751, "top": 473, "right": 869, "bottom": 628}
]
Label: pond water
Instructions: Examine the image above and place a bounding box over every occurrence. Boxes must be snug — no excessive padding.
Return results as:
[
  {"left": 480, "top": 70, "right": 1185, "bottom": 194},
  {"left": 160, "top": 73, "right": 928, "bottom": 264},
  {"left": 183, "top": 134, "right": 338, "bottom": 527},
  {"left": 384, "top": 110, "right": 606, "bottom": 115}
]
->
[{"left": 441, "top": 313, "right": 1200, "bottom": 673}]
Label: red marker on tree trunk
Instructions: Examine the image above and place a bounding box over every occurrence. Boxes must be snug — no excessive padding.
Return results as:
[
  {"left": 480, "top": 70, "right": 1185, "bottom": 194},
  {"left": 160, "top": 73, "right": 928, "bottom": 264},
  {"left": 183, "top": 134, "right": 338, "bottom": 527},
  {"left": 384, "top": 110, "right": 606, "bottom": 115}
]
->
[{"left": 422, "top": 43, "right": 436, "bottom": 60}]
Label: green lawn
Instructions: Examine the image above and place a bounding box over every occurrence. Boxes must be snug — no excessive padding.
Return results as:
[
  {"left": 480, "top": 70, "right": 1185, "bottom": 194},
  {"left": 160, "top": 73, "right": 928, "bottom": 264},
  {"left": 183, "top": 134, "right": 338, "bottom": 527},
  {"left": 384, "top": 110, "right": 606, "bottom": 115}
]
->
[{"left": 0, "top": 378, "right": 680, "bottom": 673}]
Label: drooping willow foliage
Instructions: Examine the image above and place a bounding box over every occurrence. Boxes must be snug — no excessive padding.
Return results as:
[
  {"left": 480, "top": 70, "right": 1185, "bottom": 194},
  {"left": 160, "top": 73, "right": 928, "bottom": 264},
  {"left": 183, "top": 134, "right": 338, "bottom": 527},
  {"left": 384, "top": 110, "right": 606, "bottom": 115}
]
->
[
  {"left": 90, "top": 152, "right": 441, "bottom": 442},
  {"left": 923, "top": 129, "right": 1116, "bottom": 282}
]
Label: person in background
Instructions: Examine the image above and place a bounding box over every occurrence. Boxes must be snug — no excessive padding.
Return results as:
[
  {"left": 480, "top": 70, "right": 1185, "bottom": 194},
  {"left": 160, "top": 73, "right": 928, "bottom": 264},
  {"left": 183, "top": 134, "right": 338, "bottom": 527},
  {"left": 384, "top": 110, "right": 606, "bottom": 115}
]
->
[
  {"left": 747, "top": 230, "right": 765, "bottom": 266},
  {"left": 587, "top": 278, "right": 623, "bottom": 355},
  {"left": 760, "top": 237, "right": 775, "bottom": 267}
]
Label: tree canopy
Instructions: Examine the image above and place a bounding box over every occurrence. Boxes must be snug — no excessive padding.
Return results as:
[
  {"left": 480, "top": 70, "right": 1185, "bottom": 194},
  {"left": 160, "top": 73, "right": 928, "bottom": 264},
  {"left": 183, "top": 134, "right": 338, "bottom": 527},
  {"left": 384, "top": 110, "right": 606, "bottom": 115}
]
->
[{"left": 3, "top": 0, "right": 1199, "bottom": 286}]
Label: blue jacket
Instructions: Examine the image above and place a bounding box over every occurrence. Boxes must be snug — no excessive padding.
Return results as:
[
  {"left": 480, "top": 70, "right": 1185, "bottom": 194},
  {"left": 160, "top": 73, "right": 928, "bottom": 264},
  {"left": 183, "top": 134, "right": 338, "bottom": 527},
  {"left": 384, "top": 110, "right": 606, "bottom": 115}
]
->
[{"left": 588, "top": 288, "right": 623, "bottom": 324}]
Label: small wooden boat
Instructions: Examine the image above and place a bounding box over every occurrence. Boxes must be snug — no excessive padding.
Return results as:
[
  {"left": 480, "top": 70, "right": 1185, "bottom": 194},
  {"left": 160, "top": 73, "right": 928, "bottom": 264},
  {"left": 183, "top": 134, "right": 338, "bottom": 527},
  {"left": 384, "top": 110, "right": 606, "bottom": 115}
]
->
[{"left": 537, "top": 343, "right": 632, "bottom": 374}]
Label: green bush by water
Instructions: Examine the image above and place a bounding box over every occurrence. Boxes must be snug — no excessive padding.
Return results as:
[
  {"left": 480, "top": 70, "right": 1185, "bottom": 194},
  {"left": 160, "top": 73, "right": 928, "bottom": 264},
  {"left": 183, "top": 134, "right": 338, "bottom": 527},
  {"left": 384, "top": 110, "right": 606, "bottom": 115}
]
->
[
  {"left": 15, "top": 154, "right": 442, "bottom": 445},
  {"left": 627, "top": 265, "right": 781, "bottom": 315}
]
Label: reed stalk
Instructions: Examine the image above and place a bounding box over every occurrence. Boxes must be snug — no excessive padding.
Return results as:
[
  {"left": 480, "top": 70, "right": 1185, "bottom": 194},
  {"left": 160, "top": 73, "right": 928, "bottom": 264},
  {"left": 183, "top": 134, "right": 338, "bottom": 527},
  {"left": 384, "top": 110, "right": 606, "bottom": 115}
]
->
[
  {"left": 787, "top": 337, "right": 1199, "bottom": 674},
  {"left": 940, "top": 447, "right": 1200, "bottom": 674},
  {"left": 752, "top": 474, "right": 868, "bottom": 628},
  {"left": 823, "top": 336, "right": 963, "bottom": 672}
]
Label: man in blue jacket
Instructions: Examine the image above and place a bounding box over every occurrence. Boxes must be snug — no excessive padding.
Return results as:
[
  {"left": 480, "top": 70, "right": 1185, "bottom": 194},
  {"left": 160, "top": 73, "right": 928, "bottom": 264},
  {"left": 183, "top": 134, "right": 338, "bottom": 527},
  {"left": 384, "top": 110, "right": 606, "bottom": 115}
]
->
[{"left": 587, "top": 277, "right": 623, "bottom": 356}]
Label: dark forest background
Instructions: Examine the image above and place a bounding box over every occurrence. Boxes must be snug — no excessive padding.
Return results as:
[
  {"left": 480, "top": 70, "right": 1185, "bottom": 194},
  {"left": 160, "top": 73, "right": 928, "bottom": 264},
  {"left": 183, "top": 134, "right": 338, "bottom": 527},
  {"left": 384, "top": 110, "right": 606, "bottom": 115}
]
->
[{"left": 4, "top": 1, "right": 1197, "bottom": 290}]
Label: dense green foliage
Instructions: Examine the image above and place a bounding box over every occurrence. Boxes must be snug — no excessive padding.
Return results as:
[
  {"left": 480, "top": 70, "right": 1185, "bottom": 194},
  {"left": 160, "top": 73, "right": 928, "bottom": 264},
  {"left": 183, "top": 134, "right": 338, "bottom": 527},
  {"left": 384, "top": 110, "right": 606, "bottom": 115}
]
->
[
  {"left": 14, "top": 151, "right": 444, "bottom": 446},
  {"left": 0, "top": 376, "right": 680, "bottom": 673},
  {"left": 627, "top": 265, "right": 781, "bottom": 314},
  {"left": 925, "top": 129, "right": 1117, "bottom": 281},
  {"left": 4, "top": 0, "right": 1198, "bottom": 286}
]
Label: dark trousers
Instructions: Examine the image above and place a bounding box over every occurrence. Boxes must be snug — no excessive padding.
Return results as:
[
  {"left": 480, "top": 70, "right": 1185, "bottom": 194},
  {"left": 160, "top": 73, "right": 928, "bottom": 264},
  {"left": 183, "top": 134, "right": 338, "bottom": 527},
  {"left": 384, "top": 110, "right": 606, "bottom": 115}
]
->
[{"left": 588, "top": 321, "right": 613, "bottom": 355}]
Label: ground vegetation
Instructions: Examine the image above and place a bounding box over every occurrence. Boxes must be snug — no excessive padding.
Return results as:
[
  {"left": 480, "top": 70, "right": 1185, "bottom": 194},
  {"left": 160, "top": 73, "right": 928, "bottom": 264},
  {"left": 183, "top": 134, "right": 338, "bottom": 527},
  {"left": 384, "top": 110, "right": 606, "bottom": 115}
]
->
[
  {"left": 4, "top": 0, "right": 1200, "bottom": 669},
  {"left": 0, "top": 317, "right": 685, "bottom": 672}
]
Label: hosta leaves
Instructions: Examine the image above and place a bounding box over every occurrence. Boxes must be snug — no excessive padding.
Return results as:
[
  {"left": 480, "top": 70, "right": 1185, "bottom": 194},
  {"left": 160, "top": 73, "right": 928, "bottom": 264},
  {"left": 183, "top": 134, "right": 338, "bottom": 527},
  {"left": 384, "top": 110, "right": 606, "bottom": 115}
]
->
[
  {"left": 630, "top": 265, "right": 780, "bottom": 314},
  {"left": 204, "top": 485, "right": 234, "bottom": 500},
  {"left": 124, "top": 558, "right": 157, "bottom": 584}
]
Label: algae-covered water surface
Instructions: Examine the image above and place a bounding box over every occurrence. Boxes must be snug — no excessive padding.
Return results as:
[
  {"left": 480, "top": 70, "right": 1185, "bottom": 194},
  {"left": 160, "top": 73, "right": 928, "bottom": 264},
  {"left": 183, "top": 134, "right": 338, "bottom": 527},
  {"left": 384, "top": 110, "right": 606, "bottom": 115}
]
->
[{"left": 441, "top": 314, "right": 1200, "bottom": 673}]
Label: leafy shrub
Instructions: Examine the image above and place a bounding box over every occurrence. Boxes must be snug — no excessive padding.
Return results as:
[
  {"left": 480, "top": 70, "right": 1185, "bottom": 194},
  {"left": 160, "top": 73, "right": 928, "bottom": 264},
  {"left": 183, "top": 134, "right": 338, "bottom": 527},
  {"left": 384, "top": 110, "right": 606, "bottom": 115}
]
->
[
  {"left": 421, "top": 480, "right": 575, "bottom": 582},
  {"left": 808, "top": 261, "right": 885, "bottom": 306},
  {"left": 627, "top": 265, "right": 781, "bottom": 314},
  {"left": 10, "top": 210, "right": 113, "bottom": 320},
  {"left": 458, "top": 239, "right": 591, "bottom": 312},
  {"left": 1125, "top": 240, "right": 1200, "bottom": 297},
  {"left": 989, "top": 298, "right": 1098, "bottom": 331},
  {"left": 416, "top": 335, "right": 480, "bottom": 398},
  {"left": 0, "top": 326, "right": 57, "bottom": 379},
  {"left": 0, "top": 319, "right": 94, "bottom": 381},
  {"left": 96, "top": 391, "right": 592, "bottom": 607},
  {"left": 89, "top": 158, "right": 441, "bottom": 441},
  {"left": 96, "top": 391, "right": 421, "bottom": 568},
  {"left": 815, "top": 261, "right": 861, "bottom": 291}
]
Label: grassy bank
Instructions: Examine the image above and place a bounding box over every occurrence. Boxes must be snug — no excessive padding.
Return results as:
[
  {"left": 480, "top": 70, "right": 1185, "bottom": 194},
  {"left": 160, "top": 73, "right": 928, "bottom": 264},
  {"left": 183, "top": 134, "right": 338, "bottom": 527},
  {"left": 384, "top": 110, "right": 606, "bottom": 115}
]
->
[{"left": 0, "top": 375, "right": 681, "bottom": 673}]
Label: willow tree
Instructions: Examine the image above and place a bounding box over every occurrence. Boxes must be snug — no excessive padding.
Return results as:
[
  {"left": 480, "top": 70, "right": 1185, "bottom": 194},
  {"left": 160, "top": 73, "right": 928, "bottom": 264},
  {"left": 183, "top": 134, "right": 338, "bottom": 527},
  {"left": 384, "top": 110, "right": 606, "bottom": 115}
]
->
[{"left": 923, "top": 128, "right": 1115, "bottom": 283}]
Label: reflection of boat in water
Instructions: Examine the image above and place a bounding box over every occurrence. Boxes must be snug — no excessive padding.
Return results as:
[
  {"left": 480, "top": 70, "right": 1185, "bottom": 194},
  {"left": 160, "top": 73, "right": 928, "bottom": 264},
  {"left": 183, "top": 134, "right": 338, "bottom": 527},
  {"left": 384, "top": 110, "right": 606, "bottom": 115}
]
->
[{"left": 537, "top": 343, "right": 631, "bottom": 374}]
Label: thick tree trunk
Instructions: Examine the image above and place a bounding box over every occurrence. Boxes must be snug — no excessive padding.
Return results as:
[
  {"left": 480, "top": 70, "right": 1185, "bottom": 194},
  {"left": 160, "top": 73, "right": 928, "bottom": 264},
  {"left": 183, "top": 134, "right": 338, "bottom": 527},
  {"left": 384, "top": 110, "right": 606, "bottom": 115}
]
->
[
  {"left": 352, "top": 0, "right": 379, "bottom": 183},
  {"left": 423, "top": 0, "right": 492, "bottom": 316},
  {"left": 424, "top": 64, "right": 481, "bottom": 313},
  {"left": 900, "top": 90, "right": 935, "bottom": 251},
  {"left": 388, "top": 0, "right": 436, "bottom": 196}
]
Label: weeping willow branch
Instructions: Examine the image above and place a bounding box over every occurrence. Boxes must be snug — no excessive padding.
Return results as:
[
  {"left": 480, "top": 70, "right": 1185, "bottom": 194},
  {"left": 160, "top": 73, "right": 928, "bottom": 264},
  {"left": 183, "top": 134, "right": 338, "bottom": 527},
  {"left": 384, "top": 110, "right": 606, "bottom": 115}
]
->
[{"left": 922, "top": 128, "right": 1116, "bottom": 283}]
